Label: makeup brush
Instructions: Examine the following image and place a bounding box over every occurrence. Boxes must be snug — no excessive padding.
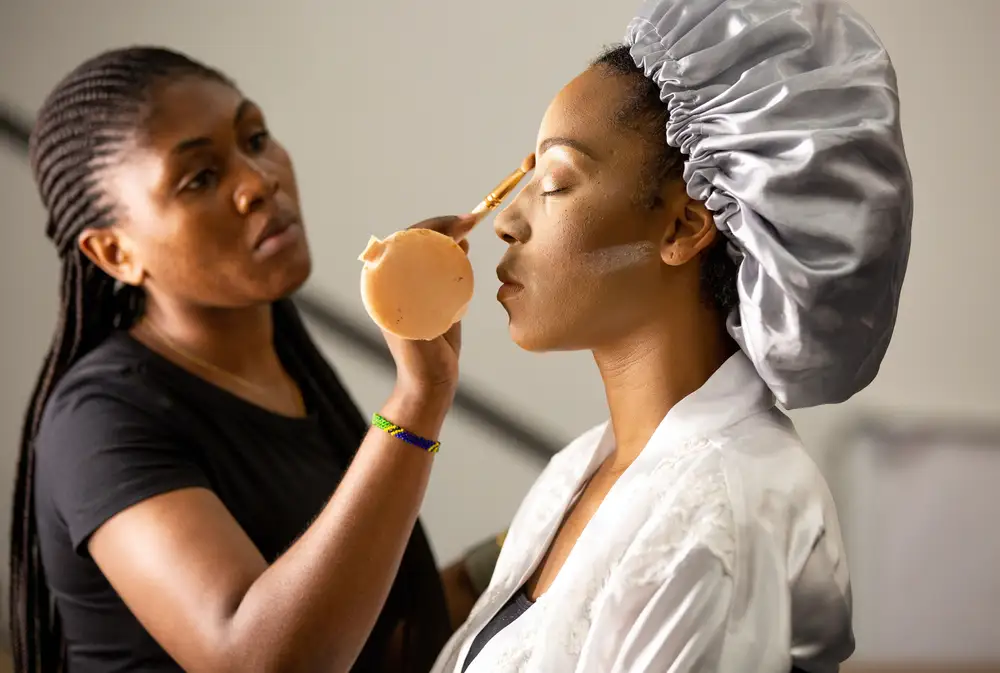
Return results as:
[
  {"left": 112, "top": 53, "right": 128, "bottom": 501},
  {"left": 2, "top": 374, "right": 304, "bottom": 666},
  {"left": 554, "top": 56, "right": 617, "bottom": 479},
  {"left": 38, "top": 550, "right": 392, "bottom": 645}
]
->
[
  {"left": 356, "top": 153, "right": 536, "bottom": 340},
  {"left": 456, "top": 153, "right": 536, "bottom": 241}
]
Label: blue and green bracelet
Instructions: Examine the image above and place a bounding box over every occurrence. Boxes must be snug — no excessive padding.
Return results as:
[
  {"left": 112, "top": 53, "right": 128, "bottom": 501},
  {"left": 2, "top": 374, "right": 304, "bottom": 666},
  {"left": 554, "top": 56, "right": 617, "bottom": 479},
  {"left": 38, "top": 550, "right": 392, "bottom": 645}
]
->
[{"left": 371, "top": 413, "right": 441, "bottom": 454}]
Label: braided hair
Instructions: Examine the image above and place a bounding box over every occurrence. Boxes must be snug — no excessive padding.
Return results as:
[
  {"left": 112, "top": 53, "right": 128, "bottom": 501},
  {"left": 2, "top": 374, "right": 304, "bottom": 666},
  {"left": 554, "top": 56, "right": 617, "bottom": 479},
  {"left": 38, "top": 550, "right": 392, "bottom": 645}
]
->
[
  {"left": 13, "top": 46, "right": 449, "bottom": 672},
  {"left": 593, "top": 45, "right": 739, "bottom": 316}
]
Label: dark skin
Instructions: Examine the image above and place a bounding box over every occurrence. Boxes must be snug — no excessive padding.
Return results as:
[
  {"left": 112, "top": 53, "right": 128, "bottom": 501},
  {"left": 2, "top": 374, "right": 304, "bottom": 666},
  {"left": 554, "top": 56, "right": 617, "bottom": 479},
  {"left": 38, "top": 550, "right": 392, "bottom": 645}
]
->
[
  {"left": 493, "top": 65, "right": 736, "bottom": 600},
  {"left": 77, "top": 75, "right": 479, "bottom": 673}
]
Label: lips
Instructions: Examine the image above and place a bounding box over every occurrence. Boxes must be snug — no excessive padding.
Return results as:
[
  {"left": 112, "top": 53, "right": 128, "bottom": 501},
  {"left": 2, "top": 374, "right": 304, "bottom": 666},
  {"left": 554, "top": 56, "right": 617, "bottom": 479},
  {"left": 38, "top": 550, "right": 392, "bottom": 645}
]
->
[
  {"left": 496, "top": 265, "right": 523, "bottom": 288},
  {"left": 253, "top": 210, "right": 300, "bottom": 250},
  {"left": 496, "top": 264, "right": 525, "bottom": 303}
]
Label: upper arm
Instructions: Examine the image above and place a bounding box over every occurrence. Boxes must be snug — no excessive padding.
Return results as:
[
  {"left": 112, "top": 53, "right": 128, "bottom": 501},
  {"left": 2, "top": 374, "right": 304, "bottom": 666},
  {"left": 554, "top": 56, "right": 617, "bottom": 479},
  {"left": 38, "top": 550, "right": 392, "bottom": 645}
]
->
[
  {"left": 37, "top": 382, "right": 269, "bottom": 672},
  {"left": 89, "top": 488, "right": 268, "bottom": 672},
  {"left": 613, "top": 548, "right": 733, "bottom": 673}
]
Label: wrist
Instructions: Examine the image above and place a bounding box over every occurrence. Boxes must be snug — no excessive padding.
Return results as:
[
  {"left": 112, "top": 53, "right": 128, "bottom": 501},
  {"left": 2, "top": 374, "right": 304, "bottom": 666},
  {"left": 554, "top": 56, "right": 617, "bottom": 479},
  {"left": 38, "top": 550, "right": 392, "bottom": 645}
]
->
[
  {"left": 382, "top": 383, "right": 454, "bottom": 441},
  {"left": 393, "top": 376, "right": 457, "bottom": 408}
]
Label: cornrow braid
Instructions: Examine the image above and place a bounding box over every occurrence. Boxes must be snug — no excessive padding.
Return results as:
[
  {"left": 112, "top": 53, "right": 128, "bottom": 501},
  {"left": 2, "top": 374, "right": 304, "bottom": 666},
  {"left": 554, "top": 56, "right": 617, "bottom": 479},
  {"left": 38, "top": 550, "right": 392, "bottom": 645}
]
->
[
  {"left": 12, "top": 47, "right": 229, "bottom": 673},
  {"left": 14, "top": 46, "right": 452, "bottom": 673},
  {"left": 593, "top": 45, "right": 739, "bottom": 317}
]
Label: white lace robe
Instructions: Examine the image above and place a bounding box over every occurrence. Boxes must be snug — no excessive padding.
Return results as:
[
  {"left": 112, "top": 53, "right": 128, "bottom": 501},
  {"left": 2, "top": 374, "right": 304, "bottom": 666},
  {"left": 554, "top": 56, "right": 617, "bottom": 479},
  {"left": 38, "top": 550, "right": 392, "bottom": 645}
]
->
[{"left": 433, "top": 352, "right": 854, "bottom": 673}]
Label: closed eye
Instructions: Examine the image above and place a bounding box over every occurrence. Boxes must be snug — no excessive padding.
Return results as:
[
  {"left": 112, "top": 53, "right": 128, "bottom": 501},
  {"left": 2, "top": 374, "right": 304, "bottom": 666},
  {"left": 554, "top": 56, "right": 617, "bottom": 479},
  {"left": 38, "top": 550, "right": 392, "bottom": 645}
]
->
[
  {"left": 248, "top": 130, "right": 270, "bottom": 154},
  {"left": 182, "top": 168, "right": 218, "bottom": 193}
]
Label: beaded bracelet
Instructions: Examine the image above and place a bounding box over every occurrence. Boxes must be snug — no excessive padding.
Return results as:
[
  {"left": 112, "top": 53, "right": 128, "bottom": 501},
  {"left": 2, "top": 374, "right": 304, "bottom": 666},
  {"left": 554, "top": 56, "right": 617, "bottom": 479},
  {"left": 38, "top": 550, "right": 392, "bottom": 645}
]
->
[{"left": 371, "top": 413, "right": 441, "bottom": 454}]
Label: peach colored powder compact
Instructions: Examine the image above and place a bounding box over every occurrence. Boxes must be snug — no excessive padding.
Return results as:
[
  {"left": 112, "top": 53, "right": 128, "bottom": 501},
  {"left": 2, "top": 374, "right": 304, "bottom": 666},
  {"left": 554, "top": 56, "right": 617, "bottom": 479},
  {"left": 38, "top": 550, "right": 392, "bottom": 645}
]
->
[{"left": 358, "top": 154, "right": 535, "bottom": 340}]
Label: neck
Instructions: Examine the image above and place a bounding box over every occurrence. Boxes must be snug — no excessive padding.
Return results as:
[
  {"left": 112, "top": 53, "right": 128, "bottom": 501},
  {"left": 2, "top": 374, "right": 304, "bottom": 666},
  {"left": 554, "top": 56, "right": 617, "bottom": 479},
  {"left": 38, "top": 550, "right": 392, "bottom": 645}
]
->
[
  {"left": 593, "top": 305, "right": 734, "bottom": 472},
  {"left": 134, "top": 296, "right": 282, "bottom": 383}
]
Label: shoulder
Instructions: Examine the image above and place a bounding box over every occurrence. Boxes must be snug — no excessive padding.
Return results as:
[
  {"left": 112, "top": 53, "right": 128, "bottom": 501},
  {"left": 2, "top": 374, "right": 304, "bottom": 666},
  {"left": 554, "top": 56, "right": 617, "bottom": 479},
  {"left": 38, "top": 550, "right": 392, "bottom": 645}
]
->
[
  {"left": 711, "top": 409, "right": 840, "bottom": 560},
  {"left": 716, "top": 409, "right": 836, "bottom": 513},
  {"left": 34, "top": 334, "right": 212, "bottom": 551},
  {"left": 35, "top": 333, "right": 191, "bottom": 479},
  {"left": 631, "top": 442, "right": 739, "bottom": 576},
  {"left": 42, "top": 331, "right": 186, "bottom": 421},
  {"left": 716, "top": 407, "right": 812, "bottom": 464},
  {"left": 623, "top": 413, "right": 831, "bottom": 578}
]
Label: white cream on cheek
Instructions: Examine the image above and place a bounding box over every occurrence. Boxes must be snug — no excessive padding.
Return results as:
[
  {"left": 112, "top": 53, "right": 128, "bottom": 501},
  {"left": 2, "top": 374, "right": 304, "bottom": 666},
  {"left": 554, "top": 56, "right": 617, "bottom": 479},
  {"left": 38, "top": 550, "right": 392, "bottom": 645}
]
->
[{"left": 581, "top": 241, "right": 659, "bottom": 275}]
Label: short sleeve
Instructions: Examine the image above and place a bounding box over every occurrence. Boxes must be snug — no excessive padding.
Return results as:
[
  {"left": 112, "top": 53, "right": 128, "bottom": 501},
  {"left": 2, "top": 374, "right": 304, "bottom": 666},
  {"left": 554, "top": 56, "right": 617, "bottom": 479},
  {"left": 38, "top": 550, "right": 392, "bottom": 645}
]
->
[{"left": 35, "top": 374, "right": 212, "bottom": 554}]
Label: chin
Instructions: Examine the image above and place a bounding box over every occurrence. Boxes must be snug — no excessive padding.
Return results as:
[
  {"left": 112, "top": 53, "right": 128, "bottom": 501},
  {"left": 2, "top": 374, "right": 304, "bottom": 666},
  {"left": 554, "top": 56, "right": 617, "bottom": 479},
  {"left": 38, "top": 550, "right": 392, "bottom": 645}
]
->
[
  {"left": 502, "top": 295, "right": 588, "bottom": 352},
  {"left": 270, "top": 249, "right": 312, "bottom": 300},
  {"left": 507, "top": 321, "right": 562, "bottom": 353}
]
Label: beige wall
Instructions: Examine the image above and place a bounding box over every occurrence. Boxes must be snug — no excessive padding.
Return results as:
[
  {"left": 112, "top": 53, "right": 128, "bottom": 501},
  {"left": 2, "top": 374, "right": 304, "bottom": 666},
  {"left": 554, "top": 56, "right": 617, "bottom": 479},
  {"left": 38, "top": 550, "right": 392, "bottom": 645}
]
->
[{"left": 2, "top": 0, "right": 999, "bottom": 661}]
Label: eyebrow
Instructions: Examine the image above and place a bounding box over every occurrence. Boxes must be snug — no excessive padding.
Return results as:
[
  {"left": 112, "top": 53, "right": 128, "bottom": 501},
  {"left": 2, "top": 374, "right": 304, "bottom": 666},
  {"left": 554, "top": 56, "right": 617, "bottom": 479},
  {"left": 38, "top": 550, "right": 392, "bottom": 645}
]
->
[
  {"left": 170, "top": 99, "right": 255, "bottom": 156},
  {"left": 538, "top": 136, "right": 597, "bottom": 160}
]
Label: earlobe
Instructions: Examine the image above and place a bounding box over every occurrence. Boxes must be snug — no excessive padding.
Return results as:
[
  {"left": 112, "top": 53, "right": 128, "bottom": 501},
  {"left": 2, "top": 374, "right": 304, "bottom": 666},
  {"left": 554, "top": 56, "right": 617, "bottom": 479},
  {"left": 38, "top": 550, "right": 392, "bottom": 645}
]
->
[{"left": 78, "top": 229, "right": 144, "bottom": 286}]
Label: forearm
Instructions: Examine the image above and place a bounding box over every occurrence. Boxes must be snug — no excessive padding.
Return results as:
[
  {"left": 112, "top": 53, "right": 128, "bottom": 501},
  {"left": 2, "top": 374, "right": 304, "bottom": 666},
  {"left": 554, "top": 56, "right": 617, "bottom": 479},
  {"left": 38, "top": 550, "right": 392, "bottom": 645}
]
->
[{"left": 228, "top": 384, "right": 452, "bottom": 672}]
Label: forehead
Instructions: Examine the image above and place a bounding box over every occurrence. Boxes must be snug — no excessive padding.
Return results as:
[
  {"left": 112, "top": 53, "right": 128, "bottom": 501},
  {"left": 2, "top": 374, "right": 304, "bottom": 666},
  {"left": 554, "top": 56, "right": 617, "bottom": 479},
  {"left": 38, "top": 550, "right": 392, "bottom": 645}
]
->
[
  {"left": 137, "top": 76, "right": 244, "bottom": 150},
  {"left": 101, "top": 77, "right": 244, "bottom": 215},
  {"left": 537, "top": 66, "right": 635, "bottom": 154}
]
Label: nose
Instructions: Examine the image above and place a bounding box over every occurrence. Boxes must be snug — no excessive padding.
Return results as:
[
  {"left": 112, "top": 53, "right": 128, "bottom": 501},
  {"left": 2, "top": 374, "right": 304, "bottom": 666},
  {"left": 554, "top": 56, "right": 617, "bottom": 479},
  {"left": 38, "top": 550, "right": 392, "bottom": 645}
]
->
[
  {"left": 494, "top": 191, "right": 530, "bottom": 245},
  {"left": 234, "top": 157, "right": 279, "bottom": 216}
]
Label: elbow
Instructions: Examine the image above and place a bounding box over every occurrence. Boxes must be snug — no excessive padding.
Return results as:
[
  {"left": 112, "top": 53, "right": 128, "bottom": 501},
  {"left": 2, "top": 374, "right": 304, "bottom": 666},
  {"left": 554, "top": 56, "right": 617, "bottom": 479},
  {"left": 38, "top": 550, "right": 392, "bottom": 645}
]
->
[
  {"left": 207, "top": 633, "right": 350, "bottom": 673},
  {"left": 200, "top": 596, "right": 357, "bottom": 673}
]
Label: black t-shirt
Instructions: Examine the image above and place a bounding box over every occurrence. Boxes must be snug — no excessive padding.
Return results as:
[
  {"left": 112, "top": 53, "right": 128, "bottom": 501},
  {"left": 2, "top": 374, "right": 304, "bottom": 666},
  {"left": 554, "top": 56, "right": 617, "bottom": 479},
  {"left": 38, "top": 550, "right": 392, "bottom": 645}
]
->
[{"left": 33, "top": 331, "right": 447, "bottom": 672}]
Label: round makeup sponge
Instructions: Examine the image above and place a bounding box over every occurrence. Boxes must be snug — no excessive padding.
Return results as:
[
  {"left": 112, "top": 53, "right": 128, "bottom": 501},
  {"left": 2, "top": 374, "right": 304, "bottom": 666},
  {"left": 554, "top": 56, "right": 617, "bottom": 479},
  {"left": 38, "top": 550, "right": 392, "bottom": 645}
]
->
[{"left": 358, "top": 229, "right": 474, "bottom": 340}]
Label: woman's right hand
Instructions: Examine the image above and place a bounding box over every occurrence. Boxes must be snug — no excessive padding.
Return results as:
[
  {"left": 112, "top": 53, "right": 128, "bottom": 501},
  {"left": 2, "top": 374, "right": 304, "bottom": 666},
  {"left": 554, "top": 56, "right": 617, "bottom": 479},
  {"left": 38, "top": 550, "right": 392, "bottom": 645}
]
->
[{"left": 381, "top": 214, "right": 478, "bottom": 400}]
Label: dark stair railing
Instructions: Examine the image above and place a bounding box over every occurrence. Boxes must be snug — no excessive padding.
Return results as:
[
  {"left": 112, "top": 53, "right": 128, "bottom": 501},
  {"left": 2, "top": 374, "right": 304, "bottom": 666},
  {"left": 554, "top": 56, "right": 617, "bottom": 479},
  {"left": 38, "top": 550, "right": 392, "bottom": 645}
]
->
[{"left": 1, "top": 103, "right": 562, "bottom": 463}]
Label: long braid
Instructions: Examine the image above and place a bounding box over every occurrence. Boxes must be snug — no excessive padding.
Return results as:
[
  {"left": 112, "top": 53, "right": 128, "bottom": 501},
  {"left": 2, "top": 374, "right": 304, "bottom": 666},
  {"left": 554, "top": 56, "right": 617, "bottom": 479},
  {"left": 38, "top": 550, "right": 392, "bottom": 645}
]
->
[
  {"left": 16, "top": 46, "right": 451, "bottom": 673},
  {"left": 12, "top": 47, "right": 228, "bottom": 673}
]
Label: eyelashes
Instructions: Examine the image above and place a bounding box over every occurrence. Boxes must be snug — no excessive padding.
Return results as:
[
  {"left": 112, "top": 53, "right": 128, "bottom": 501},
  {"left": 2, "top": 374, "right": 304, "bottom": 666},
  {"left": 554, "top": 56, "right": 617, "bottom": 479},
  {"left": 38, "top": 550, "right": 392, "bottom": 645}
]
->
[
  {"left": 177, "top": 128, "right": 271, "bottom": 195},
  {"left": 181, "top": 168, "right": 218, "bottom": 193},
  {"left": 540, "top": 186, "right": 569, "bottom": 197},
  {"left": 538, "top": 171, "right": 573, "bottom": 197},
  {"left": 248, "top": 129, "right": 270, "bottom": 153}
]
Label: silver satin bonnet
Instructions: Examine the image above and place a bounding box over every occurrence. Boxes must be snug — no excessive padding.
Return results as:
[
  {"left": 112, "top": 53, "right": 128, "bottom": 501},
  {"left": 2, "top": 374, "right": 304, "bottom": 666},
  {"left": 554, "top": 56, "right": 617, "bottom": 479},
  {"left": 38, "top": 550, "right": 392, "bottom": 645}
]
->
[{"left": 626, "top": 0, "right": 913, "bottom": 409}]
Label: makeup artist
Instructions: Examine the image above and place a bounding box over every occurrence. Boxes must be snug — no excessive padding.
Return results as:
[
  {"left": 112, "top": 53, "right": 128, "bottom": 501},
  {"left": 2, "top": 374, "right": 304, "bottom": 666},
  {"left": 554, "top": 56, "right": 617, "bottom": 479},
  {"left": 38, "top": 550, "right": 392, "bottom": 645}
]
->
[{"left": 11, "top": 46, "right": 494, "bottom": 673}]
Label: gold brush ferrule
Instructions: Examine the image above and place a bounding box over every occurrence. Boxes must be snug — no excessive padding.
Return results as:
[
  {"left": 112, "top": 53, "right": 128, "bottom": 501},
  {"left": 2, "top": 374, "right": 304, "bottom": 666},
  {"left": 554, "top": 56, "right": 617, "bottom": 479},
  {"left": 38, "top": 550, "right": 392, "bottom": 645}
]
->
[{"left": 472, "top": 167, "right": 528, "bottom": 215}]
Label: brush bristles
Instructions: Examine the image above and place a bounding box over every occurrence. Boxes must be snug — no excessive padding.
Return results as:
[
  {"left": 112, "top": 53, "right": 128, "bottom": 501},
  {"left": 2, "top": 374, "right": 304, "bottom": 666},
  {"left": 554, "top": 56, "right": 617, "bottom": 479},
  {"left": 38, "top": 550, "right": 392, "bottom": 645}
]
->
[{"left": 520, "top": 153, "right": 536, "bottom": 173}]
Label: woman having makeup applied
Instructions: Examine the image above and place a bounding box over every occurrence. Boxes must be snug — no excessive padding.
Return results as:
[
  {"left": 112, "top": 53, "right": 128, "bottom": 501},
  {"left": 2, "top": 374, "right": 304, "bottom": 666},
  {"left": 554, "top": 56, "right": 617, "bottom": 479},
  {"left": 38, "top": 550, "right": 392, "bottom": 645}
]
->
[
  {"left": 434, "top": 0, "right": 912, "bottom": 671},
  {"left": 12, "top": 46, "right": 493, "bottom": 673}
]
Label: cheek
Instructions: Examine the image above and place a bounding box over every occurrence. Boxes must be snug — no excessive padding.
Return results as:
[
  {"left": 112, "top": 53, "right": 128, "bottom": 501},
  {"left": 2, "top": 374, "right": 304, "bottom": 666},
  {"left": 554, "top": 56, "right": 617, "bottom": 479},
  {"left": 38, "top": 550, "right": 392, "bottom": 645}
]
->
[
  {"left": 530, "top": 189, "right": 652, "bottom": 285},
  {"left": 532, "top": 193, "right": 606, "bottom": 260},
  {"left": 134, "top": 204, "right": 244, "bottom": 281},
  {"left": 508, "top": 193, "right": 659, "bottom": 347},
  {"left": 530, "top": 238, "right": 658, "bottom": 318},
  {"left": 269, "top": 145, "right": 300, "bottom": 202},
  {"left": 522, "top": 205, "right": 600, "bottom": 306}
]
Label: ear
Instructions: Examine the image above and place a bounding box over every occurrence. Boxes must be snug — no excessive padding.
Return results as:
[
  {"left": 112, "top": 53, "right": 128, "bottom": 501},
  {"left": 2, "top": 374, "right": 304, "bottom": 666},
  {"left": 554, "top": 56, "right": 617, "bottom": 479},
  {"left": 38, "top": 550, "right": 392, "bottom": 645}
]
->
[
  {"left": 660, "top": 196, "right": 716, "bottom": 267},
  {"left": 78, "top": 227, "right": 145, "bottom": 287}
]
